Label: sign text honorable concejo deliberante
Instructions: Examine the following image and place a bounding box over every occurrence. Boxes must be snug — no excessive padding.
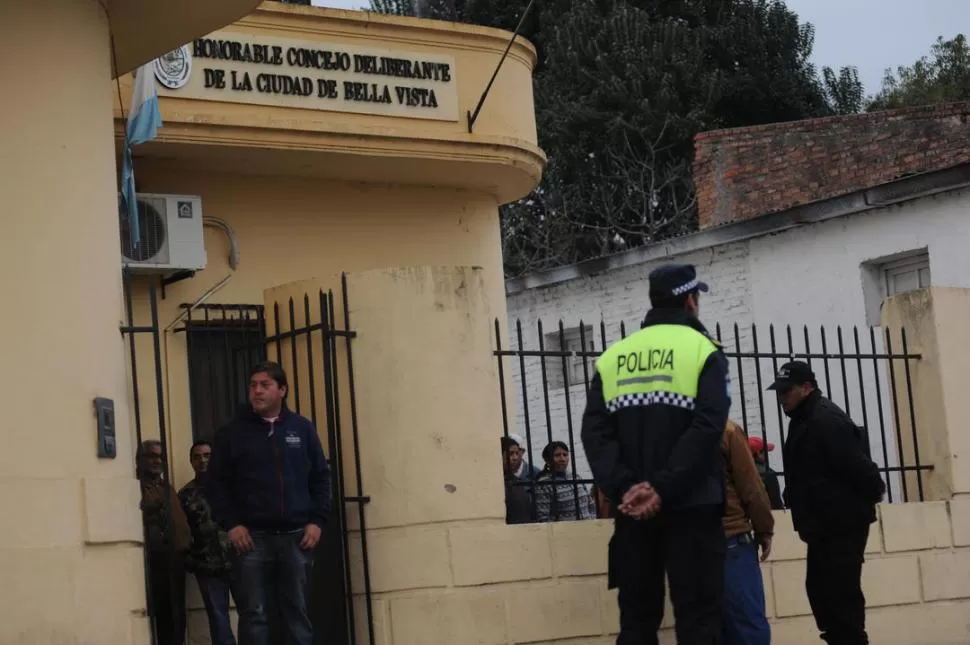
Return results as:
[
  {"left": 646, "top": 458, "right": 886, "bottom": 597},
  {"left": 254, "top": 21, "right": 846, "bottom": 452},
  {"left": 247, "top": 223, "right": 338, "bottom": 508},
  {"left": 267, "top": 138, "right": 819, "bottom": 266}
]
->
[{"left": 155, "top": 32, "right": 459, "bottom": 122}]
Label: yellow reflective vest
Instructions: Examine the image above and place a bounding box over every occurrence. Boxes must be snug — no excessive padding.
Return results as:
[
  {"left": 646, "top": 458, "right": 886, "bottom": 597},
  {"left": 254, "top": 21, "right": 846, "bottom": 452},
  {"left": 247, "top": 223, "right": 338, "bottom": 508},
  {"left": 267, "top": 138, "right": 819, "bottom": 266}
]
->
[{"left": 596, "top": 324, "right": 720, "bottom": 413}]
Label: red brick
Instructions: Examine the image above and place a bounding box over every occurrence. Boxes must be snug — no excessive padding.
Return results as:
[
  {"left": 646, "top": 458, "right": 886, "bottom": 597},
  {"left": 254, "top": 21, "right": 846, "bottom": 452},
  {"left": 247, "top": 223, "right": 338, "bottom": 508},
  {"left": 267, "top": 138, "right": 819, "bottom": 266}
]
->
[{"left": 693, "top": 101, "right": 970, "bottom": 229}]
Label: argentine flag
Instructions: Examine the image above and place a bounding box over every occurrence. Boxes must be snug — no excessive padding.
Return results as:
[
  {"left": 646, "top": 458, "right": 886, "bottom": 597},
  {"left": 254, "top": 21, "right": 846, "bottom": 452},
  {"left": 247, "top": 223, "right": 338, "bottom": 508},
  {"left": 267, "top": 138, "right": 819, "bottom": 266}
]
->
[{"left": 121, "top": 62, "right": 163, "bottom": 250}]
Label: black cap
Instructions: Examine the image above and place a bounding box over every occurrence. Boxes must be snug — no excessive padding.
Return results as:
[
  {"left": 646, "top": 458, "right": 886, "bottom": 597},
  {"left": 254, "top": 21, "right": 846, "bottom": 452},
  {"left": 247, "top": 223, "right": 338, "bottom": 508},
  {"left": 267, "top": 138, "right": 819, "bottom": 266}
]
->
[
  {"left": 767, "top": 361, "right": 817, "bottom": 392},
  {"left": 648, "top": 264, "right": 709, "bottom": 300}
]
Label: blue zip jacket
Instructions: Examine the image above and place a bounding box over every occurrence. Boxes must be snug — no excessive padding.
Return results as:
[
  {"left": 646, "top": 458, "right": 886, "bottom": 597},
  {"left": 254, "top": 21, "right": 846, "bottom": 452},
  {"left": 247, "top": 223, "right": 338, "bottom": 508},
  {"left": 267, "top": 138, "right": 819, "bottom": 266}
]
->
[{"left": 207, "top": 406, "right": 331, "bottom": 532}]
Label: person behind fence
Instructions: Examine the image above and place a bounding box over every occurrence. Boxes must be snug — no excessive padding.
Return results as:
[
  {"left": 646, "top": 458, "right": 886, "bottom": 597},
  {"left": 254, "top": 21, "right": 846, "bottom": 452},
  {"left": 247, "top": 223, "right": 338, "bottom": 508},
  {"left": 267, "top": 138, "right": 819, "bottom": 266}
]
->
[
  {"left": 534, "top": 441, "right": 596, "bottom": 521},
  {"left": 208, "top": 361, "right": 332, "bottom": 645},
  {"left": 720, "top": 420, "right": 774, "bottom": 645},
  {"left": 581, "top": 263, "right": 730, "bottom": 645},
  {"left": 178, "top": 440, "right": 239, "bottom": 645},
  {"left": 748, "top": 436, "right": 784, "bottom": 510},
  {"left": 769, "top": 361, "right": 885, "bottom": 645},
  {"left": 501, "top": 436, "right": 535, "bottom": 524},
  {"left": 506, "top": 433, "right": 541, "bottom": 483},
  {"left": 138, "top": 439, "right": 192, "bottom": 645}
]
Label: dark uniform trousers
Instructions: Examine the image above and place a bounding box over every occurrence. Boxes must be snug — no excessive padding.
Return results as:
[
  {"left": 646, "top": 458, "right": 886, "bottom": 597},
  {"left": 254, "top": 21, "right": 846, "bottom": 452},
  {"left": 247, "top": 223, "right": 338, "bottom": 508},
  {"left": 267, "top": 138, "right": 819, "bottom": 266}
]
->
[
  {"left": 612, "top": 505, "right": 725, "bottom": 645},
  {"left": 805, "top": 527, "right": 870, "bottom": 645}
]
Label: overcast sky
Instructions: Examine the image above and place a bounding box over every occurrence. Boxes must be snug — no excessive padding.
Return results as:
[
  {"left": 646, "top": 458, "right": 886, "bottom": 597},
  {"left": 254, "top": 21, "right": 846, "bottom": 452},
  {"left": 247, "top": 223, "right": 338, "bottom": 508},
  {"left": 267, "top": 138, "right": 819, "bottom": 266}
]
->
[{"left": 311, "top": 0, "right": 969, "bottom": 96}]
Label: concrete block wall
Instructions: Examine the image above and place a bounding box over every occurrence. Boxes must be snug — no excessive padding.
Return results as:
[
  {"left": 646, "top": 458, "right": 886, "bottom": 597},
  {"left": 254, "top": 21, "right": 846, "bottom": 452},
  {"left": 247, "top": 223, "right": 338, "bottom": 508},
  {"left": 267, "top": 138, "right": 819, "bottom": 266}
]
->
[{"left": 348, "top": 501, "right": 970, "bottom": 645}]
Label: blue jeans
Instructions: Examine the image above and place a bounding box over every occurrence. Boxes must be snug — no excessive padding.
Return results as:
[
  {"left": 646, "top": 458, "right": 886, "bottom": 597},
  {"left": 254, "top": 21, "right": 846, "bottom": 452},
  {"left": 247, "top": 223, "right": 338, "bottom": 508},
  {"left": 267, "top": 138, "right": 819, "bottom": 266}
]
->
[
  {"left": 722, "top": 535, "right": 771, "bottom": 645},
  {"left": 196, "top": 573, "right": 238, "bottom": 645},
  {"left": 235, "top": 530, "right": 314, "bottom": 645}
]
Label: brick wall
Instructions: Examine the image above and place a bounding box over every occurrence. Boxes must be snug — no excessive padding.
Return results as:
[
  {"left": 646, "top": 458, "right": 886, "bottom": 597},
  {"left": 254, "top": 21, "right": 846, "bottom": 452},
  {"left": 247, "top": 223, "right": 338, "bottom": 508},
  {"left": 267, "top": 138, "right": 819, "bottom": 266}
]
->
[{"left": 693, "top": 102, "right": 970, "bottom": 229}]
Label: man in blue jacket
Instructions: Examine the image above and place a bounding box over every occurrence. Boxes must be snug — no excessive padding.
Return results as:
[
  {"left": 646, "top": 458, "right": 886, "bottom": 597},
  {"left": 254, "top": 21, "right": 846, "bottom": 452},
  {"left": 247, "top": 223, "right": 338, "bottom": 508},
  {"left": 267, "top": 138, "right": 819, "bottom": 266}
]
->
[{"left": 207, "top": 361, "right": 331, "bottom": 645}]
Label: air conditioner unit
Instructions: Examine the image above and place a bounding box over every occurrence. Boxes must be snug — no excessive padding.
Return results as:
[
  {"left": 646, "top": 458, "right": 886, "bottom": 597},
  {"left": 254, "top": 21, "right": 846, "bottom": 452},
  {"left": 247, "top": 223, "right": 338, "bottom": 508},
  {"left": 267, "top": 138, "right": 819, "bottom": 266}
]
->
[{"left": 119, "top": 193, "right": 207, "bottom": 273}]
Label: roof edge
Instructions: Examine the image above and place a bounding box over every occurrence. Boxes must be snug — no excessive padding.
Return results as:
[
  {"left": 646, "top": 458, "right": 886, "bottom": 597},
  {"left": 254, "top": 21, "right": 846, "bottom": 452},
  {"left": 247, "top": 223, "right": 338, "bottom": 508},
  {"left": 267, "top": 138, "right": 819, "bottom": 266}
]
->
[
  {"left": 694, "top": 101, "right": 970, "bottom": 143},
  {"left": 506, "top": 162, "right": 970, "bottom": 296}
]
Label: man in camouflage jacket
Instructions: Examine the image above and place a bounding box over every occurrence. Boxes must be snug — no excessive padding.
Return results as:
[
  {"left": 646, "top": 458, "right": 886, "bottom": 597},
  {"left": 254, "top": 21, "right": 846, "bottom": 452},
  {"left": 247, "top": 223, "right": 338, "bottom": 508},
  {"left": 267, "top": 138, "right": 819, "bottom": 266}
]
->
[{"left": 179, "top": 440, "right": 239, "bottom": 645}]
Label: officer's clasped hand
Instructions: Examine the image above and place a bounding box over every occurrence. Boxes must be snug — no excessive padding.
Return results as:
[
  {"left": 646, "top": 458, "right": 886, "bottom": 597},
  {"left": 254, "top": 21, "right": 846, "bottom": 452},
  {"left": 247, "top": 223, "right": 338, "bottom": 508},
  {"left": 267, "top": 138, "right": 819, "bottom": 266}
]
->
[{"left": 618, "top": 482, "right": 662, "bottom": 519}]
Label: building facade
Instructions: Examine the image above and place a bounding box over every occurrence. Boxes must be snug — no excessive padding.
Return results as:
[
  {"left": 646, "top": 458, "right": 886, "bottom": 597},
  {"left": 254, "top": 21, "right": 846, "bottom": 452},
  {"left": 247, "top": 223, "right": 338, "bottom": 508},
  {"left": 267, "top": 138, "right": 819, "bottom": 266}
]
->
[
  {"left": 1, "top": 1, "right": 264, "bottom": 643},
  {"left": 7, "top": 3, "right": 970, "bottom": 643},
  {"left": 2, "top": 2, "right": 543, "bottom": 644},
  {"left": 505, "top": 104, "right": 970, "bottom": 492}
]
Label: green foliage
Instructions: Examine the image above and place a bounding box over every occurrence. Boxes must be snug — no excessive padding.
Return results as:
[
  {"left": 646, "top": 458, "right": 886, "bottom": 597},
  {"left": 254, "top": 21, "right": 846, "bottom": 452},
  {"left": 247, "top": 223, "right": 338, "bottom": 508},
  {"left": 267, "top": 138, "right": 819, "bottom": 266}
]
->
[
  {"left": 369, "top": 0, "right": 414, "bottom": 15},
  {"left": 368, "top": 0, "right": 532, "bottom": 27},
  {"left": 523, "top": 3, "right": 711, "bottom": 262},
  {"left": 372, "top": 0, "right": 846, "bottom": 276},
  {"left": 869, "top": 34, "right": 970, "bottom": 111},
  {"left": 822, "top": 65, "right": 864, "bottom": 115}
]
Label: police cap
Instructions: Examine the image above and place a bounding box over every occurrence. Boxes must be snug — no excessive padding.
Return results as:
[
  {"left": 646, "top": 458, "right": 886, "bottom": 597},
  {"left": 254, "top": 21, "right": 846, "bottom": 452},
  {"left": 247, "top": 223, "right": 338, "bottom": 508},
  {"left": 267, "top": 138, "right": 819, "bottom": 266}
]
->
[{"left": 648, "top": 264, "right": 709, "bottom": 300}]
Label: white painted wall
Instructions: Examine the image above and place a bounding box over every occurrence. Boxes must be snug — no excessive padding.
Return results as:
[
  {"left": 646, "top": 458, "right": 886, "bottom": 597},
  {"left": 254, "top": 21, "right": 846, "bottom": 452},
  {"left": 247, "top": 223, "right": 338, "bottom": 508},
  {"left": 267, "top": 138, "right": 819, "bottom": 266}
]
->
[
  {"left": 504, "top": 188, "right": 970, "bottom": 501},
  {"left": 743, "top": 188, "right": 970, "bottom": 500},
  {"left": 748, "top": 189, "right": 970, "bottom": 327}
]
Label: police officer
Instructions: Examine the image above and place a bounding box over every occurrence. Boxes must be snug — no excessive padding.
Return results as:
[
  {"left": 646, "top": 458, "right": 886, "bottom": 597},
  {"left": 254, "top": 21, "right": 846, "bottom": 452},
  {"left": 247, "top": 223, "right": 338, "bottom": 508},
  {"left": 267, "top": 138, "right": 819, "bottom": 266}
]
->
[{"left": 581, "top": 264, "right": 730, "bottom": 645}]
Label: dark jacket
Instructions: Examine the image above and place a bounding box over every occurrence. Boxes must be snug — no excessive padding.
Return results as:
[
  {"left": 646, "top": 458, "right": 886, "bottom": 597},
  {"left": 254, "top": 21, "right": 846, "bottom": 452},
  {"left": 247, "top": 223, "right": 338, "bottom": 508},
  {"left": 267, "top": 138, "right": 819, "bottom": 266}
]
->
[
  {"left": 782, "top": 390, "right": 885, "bottom": 539},
  {"left": 208, "top": 406, "right": 332, "bottom": 532},
  {"left": 178, "top": 479, "right": 235, "bottom": 575},
  {"left": 757, "top": 462, "right": 785, "bottom": 510},
  {"left": 580, "top": 308, "right": 730, "bottom": 511},
  {"left": 504, "top": 474, "right": 534, "bottom": 524},
  {"left": 141, "top": 479, "right": 192, "bottom": 553}
]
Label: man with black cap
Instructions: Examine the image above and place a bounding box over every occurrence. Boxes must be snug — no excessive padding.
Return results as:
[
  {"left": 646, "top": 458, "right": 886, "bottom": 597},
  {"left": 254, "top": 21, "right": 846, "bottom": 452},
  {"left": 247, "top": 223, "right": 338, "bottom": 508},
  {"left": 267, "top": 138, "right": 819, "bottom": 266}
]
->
[
  {"left": 582, "top": 264, "right": 730, "bottom": 645},
  {"left": 769, "top": 361, "right": 885, "bottom": 645}
]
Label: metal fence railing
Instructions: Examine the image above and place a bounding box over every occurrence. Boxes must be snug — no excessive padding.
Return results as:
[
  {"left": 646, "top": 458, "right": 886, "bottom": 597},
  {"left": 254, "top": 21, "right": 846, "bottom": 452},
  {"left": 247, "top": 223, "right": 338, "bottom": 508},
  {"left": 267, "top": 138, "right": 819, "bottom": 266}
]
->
[
  {"left": 494, "top": 317, "right": 933, "bottom": 523},
  {"left": 123, "top": 275, "right": 375, "bottom": 645}
]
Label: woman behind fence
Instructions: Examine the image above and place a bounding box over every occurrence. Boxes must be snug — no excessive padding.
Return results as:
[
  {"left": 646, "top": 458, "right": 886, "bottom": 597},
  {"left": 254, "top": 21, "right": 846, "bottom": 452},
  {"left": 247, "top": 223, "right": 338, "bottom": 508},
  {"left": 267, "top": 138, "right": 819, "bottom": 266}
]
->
[
  {"left": 501, "top": 437, "right": 535, "bottom": 524},
  {"left": 535, "top": 441, "right": 596, "bottom": 521},
  {"left": 507, "top": 433, "right": 541, "bottom": 483}
]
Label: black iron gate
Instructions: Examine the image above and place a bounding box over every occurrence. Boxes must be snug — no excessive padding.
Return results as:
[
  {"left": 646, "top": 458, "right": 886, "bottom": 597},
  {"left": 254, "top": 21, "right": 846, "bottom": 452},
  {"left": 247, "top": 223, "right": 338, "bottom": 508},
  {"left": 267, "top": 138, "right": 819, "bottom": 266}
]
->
[
  {"left": 494, "top": 315, "right": 934, "bottom": 516},
  {"left": 122, "top": 270, "right": 375, "bottom": 645}
]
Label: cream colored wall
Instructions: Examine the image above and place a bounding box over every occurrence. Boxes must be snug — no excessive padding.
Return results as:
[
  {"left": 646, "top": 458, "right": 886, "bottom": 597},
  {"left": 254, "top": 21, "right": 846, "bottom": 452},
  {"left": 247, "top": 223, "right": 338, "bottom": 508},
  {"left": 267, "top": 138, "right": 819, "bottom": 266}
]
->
[
  {"left": 882, "top": 288, "right": 970, "bottom": 500},
  {"left": 125, "top": 178, "right": 512, "bottom": 645},
  {"left": 349, "top": 504, "right": 970, "bottom": 645},
  {"left": 113, "top": 4, "right": 545, "bottom": 204},
  {"left": 260, "top": 267, "right": 508, "bottom": 645},
  {"left": 158, "top": 263, "right": 508, "bottom": 640},
  {"left": 0, "top": 1, "right": 147, "bottom": 644},
  {"left": 0, "top": 3, "right": 538, "bottom": 643},
  {"left": 108, "top": 0, "right": 262, "bottom": 76},
  {"left": 263, "top": 267, "right": 507, "bottom": 527},
  {"left": 115, "top": 9, "right": 537, "bottom": 642},
  {"left": 129, "top": 168, "right": 507, "bottom": 487}
]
